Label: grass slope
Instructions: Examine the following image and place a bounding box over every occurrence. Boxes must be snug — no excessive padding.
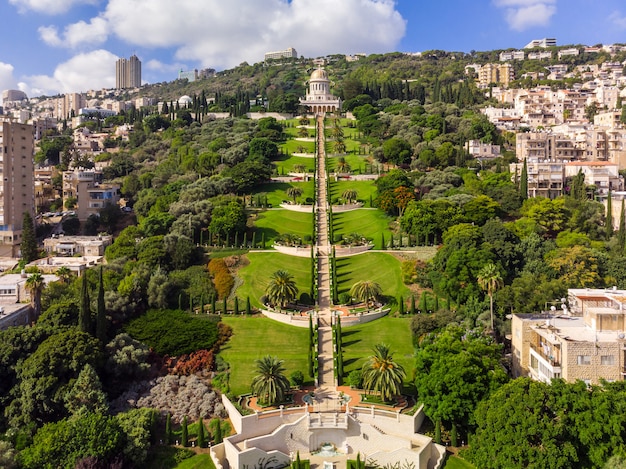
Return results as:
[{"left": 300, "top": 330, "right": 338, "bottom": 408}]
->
[
  {"left": 335, "top": 252, "right": 410, "bottom": 304},
  {"left": 272, "top": 154, "right": 315, "bottom": 174},
  {"left": 332, "top": 210, "right": 393, "bottom": 248},
  {"left": 254, "top": 181, "right": 314, "bottom": 207},
  {"left": 340, "top": 316, "right": 414, "bottom": 386},
  {"left": 220, "top": 316, "right": 311, "bottom": 396},
  {"left": 443, "top": 456, "right": 476, "bottom": 469},
  {"left": 329, "top": 180, "right": 378, "bottom": 206},
  {"left": 253, "top": 210, "right": 313, "bottom": 246},
  {"left": 236, "top": 252, "right": 312, "bottom": 308}
]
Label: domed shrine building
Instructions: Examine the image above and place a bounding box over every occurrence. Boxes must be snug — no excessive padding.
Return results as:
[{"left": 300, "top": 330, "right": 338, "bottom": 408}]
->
[{"left": 300, "top": 67, "right": 342, "bottom": 115}]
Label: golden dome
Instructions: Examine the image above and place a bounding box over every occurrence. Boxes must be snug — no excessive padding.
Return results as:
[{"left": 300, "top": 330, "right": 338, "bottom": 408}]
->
[{"left": 310, "top": 68, "right": 328, "bottom": 80}]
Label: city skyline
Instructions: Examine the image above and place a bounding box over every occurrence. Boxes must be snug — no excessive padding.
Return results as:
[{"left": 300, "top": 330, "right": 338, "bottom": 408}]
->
[{"left": 1, "top": 0, "right": 626, "bottom": 100}]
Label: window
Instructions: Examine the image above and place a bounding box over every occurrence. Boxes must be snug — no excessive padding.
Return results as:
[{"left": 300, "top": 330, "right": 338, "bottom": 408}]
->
[
  {"left": 577, "top": 355, "right": 591, "bottom": 365},
  {"left": 601, "top": 355, "right": 615, "bottom": 366}
]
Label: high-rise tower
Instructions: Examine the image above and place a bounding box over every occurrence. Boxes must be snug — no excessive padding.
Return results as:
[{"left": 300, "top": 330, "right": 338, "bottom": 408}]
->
[{"left": 116, "top": 55, "right": 142, "bottom": 89}]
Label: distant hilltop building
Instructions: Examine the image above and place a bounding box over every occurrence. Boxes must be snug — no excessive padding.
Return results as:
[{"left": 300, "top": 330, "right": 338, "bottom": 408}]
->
[
  {"left": 524, "top": 38, "right": 557, "bottom": 49},
  {"left": 299, "top": 67, "right": 341, "bottom": 115},
  {"left": 264, "top": 47, "right": 298, "bottom": 62},
  {"left": 1, "top": 90, "right": 27, "bottom": 106},
  {"left": 115, "top": 55, "right": 141, "bottom": 89},
  {"left": 178, "top": 68, "right": 216, "bottom": 82}
]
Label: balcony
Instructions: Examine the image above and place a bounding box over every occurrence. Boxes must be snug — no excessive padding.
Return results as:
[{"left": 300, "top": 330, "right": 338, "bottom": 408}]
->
[{"left": 530, "top": 342, "right": 561, "bottom": 367}]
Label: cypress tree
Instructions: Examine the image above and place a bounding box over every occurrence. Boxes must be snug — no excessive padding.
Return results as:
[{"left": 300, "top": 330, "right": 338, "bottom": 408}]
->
[
  {"left": 434, "top": 418, "right": 441, "bottom": 444},
  {"left": 223, "top": 297, "right": 228, "bottom": 315},
  {"left": 197, "top": 418, "right": 206, "bottom": 448},
  {"left": 79, "top": 273, "right": 92, "bottom": 334},
  {"left": 234, "top": 297, "right": 239, "bottom": 315},
  {"left": 410, "top": 295, "right": 416, "bottom": 315},
  {"left": 381, "top": 232, "right": 386, "bottom": 250},
  {"left": 246, "top": 296, "right": 251, "bottom": 315},
  {"left": 451, "top": 423, "right": 458, "bottom": 447},
  {"left": 520, "top": 159, "right": 528, "bottom": 200},
  {"left": 165, "top": 413, "right": 172, "bottom": 445},
  {"left": 252, "top": 231, "right": 257, "bottom": 249},
  {"left": 181, "top": 416, "right": 189, "bottom": 447},
  {"left": 213, "top": 418, "right": 223, "bottom": 444},
  {"left": 618, "top": 200, "right": 626, "bottom": 250},
  {"left": 21, "top": 212, "right": 38, "bottom": 263},
  {"left": 398, "top": 295, "right": 405, "bottom": 314},
  {"left": 211, "top": 295, "right": 216, "bottom": 314},
  {"left": 606, "top": 189, "right": 614, "bottom": 239},
  {"left": 261, "top": 232, "right": 266, "bottom": 249},
  {"left": 419, "top": 292, "right": 428, "bottom": 314},
  {"left": 96, "top": 266, "right": 107, "bottom": 344},
  {"left": 434, "top": 295, "right": 439, "bottom": 312}
]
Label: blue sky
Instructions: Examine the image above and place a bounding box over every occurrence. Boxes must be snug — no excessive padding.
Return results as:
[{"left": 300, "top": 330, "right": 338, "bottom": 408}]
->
[{"left": 1, "top": 0, "right": 626, "bottom": 100}]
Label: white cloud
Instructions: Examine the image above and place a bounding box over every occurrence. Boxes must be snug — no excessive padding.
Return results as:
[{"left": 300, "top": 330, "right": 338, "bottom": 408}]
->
[
  {"left": 493, "top": 0, "right": 557, "bottom": 31},
  {"left": 609, "top": 11, "right": 626, "bottom": 29},
  {"left": 24, "top": 49, "right": 118, "bottom": 95},
  {"left": 39, "top": 17, "right": 109, "bottom": 49},
  {"left": 9, "top": 0, "right": 100, "bottom": 15},
  {"left": 84, "top": 0, "right": 406, "bottom": 70},
  {"left": 0, "top": 63, "right": 18, "bottom": 104}
]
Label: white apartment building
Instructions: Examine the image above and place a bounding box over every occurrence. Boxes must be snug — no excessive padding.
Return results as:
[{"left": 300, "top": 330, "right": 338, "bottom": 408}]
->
[
  {"left": 62, "top": 168, "right": 120, "bottom": 221},
  {"left": 468, "top": 140, "right": 501, "bottom": 159},
  {"left": 528, "top": 51, "right": 553, "bottom": 60},
  {"left": 565, "top": 161, "right": 623, "bottom": 197},
  {"left": 499, "top": 50, "right": 525, "bottom": 61},
  {"left": 524, "top": 38, "right": 557, "bottom": 49},
  {"left": 264, "top": 47, "right": 298, "bottom": 62},
  {"left": 558, "top": 48, "right": 580, "bottom": 59}
]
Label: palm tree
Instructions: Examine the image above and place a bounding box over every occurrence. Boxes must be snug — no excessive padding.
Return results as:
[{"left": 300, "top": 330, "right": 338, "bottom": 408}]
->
[
  {"left": 336, "top": 156, "right": 350, "bottom": 173},
  {"left": 342, "top": 189, "right": 358, "bottom": 204},
  {"left": 298, "top": 127, "right": 309, "bottom": 138},
  {"left": 333, "top": 139, "right": 347, "bottom": 155},
  {"left": 56, "top": 266, "right": 73, "bottom": 284},
  {"left": 251, "top": 355, "right": 291, "bottom": 406},
  {"left": 265, "top": 270, "right": 298, "bottom": 309},
  {"left": 477, "top": 263, "right": 504, "bottom": 331},
  {"left": 292, "top": 164, "right": 306, "bottom": 174},
  {"left": 350, "top": 280, "right": 382, "bottom": 307},
  {"left": 25, "top": 272, "right": 45, "bottom": 321},
  {"left": 286, "top": 186, "right": 303, "bottom": 204},
  {"left": 361, "top": 344, "right": 406, "bottom": 402}
]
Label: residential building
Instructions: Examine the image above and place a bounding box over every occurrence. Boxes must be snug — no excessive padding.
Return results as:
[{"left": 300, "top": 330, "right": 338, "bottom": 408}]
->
[
  {"left": 264, "top": 47, "right": 298, "bottom": 62},
  {"left": 27, "top": 255, "right": 104, "bottom": 276},
  {"left": 468, "top": 140, "right": 500, "bottom": 159},
  {"left": 43, "top": 234, "right": 112, "bottom": 257},
  {"left": 1, "top": 90, "right": 27, "bottom": 105},
  {"left": 62, "top": 168, "right": 120, "bottom": 221},
  {"left": 499, "top": 50, "right": 525, "bottom": 61},
  {"left": 0, "top": 118, "right": 35, "bottom": 257},
  {"left": 511, "top": 288, "right": 626, "bottom": 385},
  {"left": 528, "top": 51, "right": 553, "bottom": 60},
  {"left": 0, "top": 304, "right": 32, "bottom": 330},
  {"left": 558, "top": 48, "right": 580, "bottom": 59},
  {"left": 477, "top": 63, "right": 514, "bottom": 88},
  {"left": 510, "top": 159, "right": 566, "bottom": 199},
  {"left": 115, "top": 55, "right": 142, "bottom": 89},
  {"left": 564, "top": 161, "right": 624, "bottom": 197},
  {"left": 524, "top": 38, "right": 557, "bottom": 49}
]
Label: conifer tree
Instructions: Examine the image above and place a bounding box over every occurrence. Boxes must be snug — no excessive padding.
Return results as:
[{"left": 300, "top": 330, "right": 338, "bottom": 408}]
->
[
  {"left": 410, "top": 295, "right": 416, "bottom": 315},
  {"left": 606, "top": 189, "right": 614, "bottom": 239},
  {"left": 181, "top": 416, "right": 188, "bottom": 447},
  {"left": 197, "top": 418, "right": 206, "bottom": 448},
  {"left": 96, "top": 266, "right": 107, "bottom": 344},
  {"left": 21, "top": 212, "right": 38, "bottom": 263},
  {"left": 246, "top": 296, "right": 251, "bottom": 315},
  {"left": 213, "top": 418, "right": 223, "bottom": 444},
  {"left": 79, "top": 273, "right": 92, "bottom": 334},
  {"left": 165, "top": 413, "right": 172, "bottom": 445},
  {"left": 234, "top": 297, "right": 239, "bottom": 315},
  {"left": 618, "top": 200, "right": 626, "bottom": 250},
  {"left": 520, "top": 159, "right": 528, "bottom": 200}
]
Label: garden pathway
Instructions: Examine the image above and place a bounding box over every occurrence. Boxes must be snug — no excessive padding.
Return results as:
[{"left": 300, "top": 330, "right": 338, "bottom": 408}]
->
[{"left": 314, "top": 115, "right": 337, "bottom": 394}]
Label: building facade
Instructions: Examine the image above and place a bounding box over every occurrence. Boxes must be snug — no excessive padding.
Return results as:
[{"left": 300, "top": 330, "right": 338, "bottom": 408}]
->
[
  {"left": 116, "top": 55, "right": 142, "bottom": 89},
  {"left": 0, "top": 118, "right": 35, "bottom": 257},
  {"left": 512, "top": 288, "right": 626, "bottom": 385},
  {"left": 264, "top": 47, "right": 298, "bottom": 62},
  {"left": 62, "top": 168, "right": 120, "bottom": 221}
]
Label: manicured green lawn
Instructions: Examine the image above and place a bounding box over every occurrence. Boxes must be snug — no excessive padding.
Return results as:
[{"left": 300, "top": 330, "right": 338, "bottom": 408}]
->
[
  {"left": 329, "top": 180, "right": 378, "bottom": 206},
  {"left": 335, "top": 252, "right": 410, "bottom": 303},
  {"left": 281, "top": 139, "right": 315, "bottom": 154},
  {"left": 253, "top": 209, "right": 313, "bottom": 246},
  {"left": 175, "top": 454, "right": 216, "bottom": 469},
  {"left": 443, "top": 455, "right": 476, "bottom": 469},
  {"left": 272, "top": 154, "right": 315, "bottom": 175},
  {"left": 332, "top": 209, "right": 393, "bottom": 248},
  {"left": 220, "top": 315, "right": 311, "bottom": 396},
  {"left": 340, "top": 315, "right": 414, "bottom": 385},
  {"left": 326, "top": 153, "right": 370, "bottom": 174},
  {"left": 254, "top": 181, "right": 314, "bottom": 207},
  {"left": 235, "top": 252, "right": 313, "bottom": 308}
]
